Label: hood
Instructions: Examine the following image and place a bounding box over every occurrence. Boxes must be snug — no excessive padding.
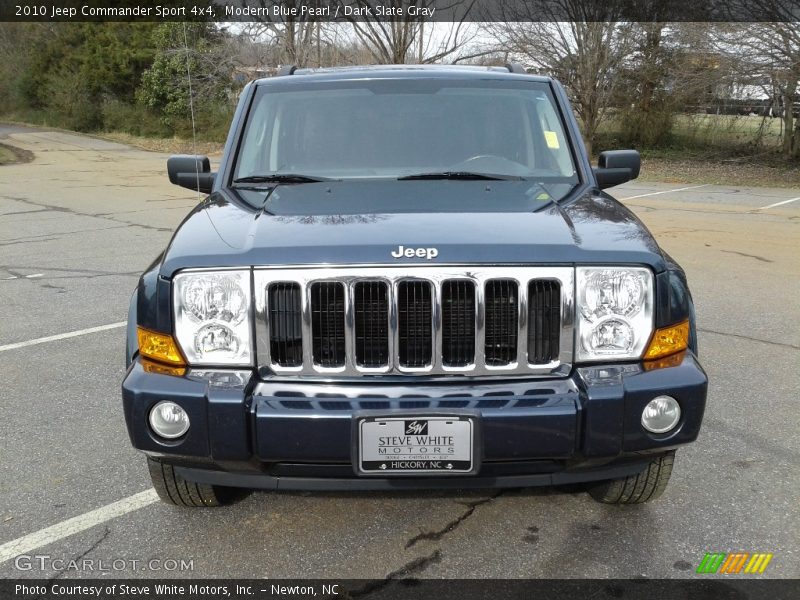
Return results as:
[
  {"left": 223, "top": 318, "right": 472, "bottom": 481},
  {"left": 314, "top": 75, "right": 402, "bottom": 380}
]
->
[{"left": 159, "top": 181, "right": 665, "bottom": 277}]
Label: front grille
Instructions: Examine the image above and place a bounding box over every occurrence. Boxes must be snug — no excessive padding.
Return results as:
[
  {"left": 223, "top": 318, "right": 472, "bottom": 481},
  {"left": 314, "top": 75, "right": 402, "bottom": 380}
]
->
[
  {"left": 441, "top": 280, "right": 475, "bottom": 367},
  {"left": 484, "top": 279, "right": 518, "bottom": 365},
  {"left": 354, "top": 281, "right": 389, "bottom": 368},
  {"left": 397, "top": 281, "right": 433, "bottom": 367},
  {"left": 310, "top": 282, "right": 345, "bottom": 367},
  {"left": 267, "top": 283, "right": 302, "bottom": 367},
  {"left": 528, "top": 280, "right": 561, "bottom": 364},
  {"left": 256, "top": 267, "right": 573, "bottom": 377}
]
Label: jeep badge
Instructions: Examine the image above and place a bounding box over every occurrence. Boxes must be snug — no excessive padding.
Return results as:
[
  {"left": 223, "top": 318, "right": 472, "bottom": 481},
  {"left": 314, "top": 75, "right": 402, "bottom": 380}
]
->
[{"left": 391, "top": 245, "right": 439, "bottom": 260}]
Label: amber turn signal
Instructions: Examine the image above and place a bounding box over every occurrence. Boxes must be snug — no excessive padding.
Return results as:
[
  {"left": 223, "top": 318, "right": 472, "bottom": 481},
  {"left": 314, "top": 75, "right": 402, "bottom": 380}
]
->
[
  {"left": 643, "top": 320, "right": 690, "bottom": 360},
  {"left": 643, "top": 350, "right": 685, "bottom": 371},
  {"left": 141, "top": 357, "right": 186, "bottom": 377},
  {"left": 137, "top": 327, "right": 186, "bottom": 366}
]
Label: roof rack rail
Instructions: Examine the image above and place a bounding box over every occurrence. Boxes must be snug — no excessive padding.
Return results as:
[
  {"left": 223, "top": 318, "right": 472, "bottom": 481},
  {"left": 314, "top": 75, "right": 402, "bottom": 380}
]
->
[
  {"left": 505, "top": 63, "right": 526, "bottom": 74},
  {"left": 278, "top": 65, "right": 298, "bottom": 76}
]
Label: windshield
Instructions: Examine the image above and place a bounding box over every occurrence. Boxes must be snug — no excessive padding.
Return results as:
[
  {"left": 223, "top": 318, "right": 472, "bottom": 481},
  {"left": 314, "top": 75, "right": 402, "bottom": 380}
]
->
[{"left": 234, "top": 78, "right": 578, "bottom": 191}]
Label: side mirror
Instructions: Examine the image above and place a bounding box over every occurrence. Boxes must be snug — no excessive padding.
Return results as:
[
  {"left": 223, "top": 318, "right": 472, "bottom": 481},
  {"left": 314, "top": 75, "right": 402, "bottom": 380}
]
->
[
  {"left": 593, "top": 150, "right": 641, "bottom": 190},
  {"left": 167, "top": 155, "right": 215, "bottom": 194}
]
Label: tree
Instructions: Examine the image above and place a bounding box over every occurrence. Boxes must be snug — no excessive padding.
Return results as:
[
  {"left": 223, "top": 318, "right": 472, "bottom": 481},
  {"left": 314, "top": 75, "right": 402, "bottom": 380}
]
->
[
  {"left": 8, "top": 23, "right": 156, "bottom": 130},
  {"left": 488, "top": 0, "right": 635, "bottom": 156},
  {"left": 713, "top": 17, "right": 800, "bottom": 159},
  {"left": 0, "top": 23, "right": 48, "bottom": 110},
  {"left": 137, "top": 23, "right": 234, "bottom": 131},
  {"left": 613, "top": 23, "right": 723, "bottom": 147},
  {"left": 345, "top": 1, "right": 485, "bottom": 64},
  {"left": 236, "top": 0, "right": 325, "bottom": 67},
  {"left": 618, "top": 22, "right": 672, "bottom": 145}
]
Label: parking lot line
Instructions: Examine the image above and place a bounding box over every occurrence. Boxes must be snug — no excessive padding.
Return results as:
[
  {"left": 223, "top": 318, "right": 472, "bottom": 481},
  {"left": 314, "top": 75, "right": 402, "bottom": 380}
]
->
[
  {"left": 757, "top": 196, "right": 800, "bottom": 210},
  {"left": 620, "top": 184, "right": 708, "bottom": 201},
  {"left": 0, "top": 322, "right": 125, "bottom": 352},
  {"left": 0, "top": 490, "right": 158, "bottom": 564}
]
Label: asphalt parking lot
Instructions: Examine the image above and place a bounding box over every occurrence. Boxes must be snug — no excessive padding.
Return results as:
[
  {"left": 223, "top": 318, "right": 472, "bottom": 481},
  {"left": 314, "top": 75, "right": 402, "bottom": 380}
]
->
[{"left": 0, "top": 125, "right": 798, "bottom": 581}]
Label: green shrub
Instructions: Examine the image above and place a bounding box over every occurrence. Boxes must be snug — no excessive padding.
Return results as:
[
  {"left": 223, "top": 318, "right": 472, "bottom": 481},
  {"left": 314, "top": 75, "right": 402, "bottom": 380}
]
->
[
  {"left": 166, "top": 102, "right": 234, "bottom": 143},
  {"left": 101, "top": 100, "right": 171, "bottom": 137},
  {"left": 618, "top": 109, "right": 675, "bottom": 148},
  {"left": 45, "top": 70, "right": 102, "bottom": 131}
]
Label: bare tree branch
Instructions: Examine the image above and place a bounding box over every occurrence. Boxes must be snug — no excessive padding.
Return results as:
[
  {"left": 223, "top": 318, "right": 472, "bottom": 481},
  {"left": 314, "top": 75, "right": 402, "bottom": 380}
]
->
[{"left": 486, "top": 0, "right": 635, "bottom": 155}]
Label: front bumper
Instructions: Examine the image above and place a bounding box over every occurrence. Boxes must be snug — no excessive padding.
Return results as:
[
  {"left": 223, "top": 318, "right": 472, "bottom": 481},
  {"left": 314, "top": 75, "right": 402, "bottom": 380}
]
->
[{"left": 121, "top": 352, "right": 707, "bottom": 490}]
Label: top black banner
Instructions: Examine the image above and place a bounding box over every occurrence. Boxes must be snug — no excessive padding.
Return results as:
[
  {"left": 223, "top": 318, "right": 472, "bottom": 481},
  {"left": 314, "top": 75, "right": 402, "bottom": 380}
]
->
[{"left": 1, "top": 0, "right": 799, "bottom": 22}]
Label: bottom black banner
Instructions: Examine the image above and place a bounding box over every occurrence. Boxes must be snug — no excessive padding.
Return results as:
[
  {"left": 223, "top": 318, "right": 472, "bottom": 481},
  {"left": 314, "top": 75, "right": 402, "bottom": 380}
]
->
[{"left": 2, "top": 579, "right": 798, "bottom": 600}]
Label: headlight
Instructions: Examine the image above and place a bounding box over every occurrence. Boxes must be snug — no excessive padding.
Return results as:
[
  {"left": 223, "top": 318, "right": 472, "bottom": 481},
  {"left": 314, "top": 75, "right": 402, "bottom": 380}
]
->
[
  {"left": 173, "top": 270, "right": 252, "bottom": 366},
  {"left": 576, "top": 267, "right": 653, "bottom": 362}
]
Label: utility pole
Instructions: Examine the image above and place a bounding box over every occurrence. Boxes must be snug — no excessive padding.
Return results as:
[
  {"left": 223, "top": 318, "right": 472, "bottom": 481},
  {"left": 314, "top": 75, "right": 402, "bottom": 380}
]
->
[
  {"left": 417, "top": 21, "right": 424, "bottom": 63},
  {"left": 316, "top": 21, "right": 321, "bottom": 67},
  {"left": 316, "top": 0, "right": 321, "bottom": 67}
]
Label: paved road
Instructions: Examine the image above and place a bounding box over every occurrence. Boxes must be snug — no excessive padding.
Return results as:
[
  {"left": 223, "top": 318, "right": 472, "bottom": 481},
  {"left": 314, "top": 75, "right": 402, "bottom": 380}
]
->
[{"left": 0, "top": 127, "right": 797, "bottom": 581}]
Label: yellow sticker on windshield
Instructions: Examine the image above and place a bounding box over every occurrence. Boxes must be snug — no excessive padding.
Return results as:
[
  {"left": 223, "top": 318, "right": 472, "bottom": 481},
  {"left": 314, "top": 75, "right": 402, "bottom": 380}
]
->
[{"left": 544, "top": 131, "right": 560, "bottom": 149}]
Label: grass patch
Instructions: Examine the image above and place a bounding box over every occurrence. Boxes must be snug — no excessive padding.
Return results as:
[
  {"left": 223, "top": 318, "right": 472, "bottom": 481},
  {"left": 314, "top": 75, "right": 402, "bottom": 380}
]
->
[
  {"left": 1, "top": 100, "right": 230, "bottom": 153},
  {"left": 596, "top": 112, "right": 800, "bottom": 187},
  {"left": 97, "top": 131, "right": 223, "bottom": 156},
  {"left": 0, "top": 145, "right": 16, "bottom": 164},
  {"left": 639, "top": 155, "right": 800, "bottom": 187},
  {"left": 598, "top": 113, "right": 785, "bottom": 153},
  {"left": 0, "top": 142, "right": 33, "bottom": 165},
  {"left": 0, "top": 114, "right": 224, "bottom": 157}
]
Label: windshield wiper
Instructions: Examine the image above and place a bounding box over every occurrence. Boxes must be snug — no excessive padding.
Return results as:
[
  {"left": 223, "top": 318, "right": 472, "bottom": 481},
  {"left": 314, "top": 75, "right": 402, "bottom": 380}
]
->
[
  {"left": 232, "top": 173, "right": 335, "bottom": 185},
  {"left": 398, "top": 171, "right": 523, "bottom": 181}
]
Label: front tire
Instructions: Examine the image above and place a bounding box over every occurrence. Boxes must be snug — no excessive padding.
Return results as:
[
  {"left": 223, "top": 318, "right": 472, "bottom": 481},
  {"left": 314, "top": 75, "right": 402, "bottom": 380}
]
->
[
  {"left": 588, "top": 451, "right": 675, "bottom": 504},
  {"left": 147, "top": 458, "right": 236, "bottom": 507}
]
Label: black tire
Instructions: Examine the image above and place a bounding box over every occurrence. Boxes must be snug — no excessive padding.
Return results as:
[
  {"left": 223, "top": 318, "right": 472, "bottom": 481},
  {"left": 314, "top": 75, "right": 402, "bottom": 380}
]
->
[
  {"left": 147, "top": 458, "right": 236, "bottom": 507},
  {"left": 588, "top": 451, "right": 675, "bottom": 505}
]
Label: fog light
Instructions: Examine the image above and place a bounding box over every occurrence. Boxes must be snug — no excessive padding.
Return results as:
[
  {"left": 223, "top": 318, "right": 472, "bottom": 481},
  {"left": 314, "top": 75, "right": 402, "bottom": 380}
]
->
[
  {"left": 149, "top": 401, "right": 190, "bottom": 439},
  {"left": 641, "top": 396, "right": 681, "bottom": 434}
]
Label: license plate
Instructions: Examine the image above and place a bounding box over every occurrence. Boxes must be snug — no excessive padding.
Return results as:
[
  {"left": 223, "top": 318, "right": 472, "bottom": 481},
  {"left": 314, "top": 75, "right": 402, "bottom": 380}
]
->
[{"left": 358, "top": 416, "right": 474, "bottom": 474}]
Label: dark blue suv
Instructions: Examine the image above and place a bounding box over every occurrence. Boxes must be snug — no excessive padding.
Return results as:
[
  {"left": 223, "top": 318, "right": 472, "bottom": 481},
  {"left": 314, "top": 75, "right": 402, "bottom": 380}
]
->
[{"left": 122, "top": 65, "right": 707, "bottom": 506}]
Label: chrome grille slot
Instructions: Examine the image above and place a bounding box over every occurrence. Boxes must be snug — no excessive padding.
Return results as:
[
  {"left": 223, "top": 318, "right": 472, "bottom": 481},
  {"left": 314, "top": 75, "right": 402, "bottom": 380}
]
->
[
  {"left": 484, "top": 279, "right": 518, "bottom": 366},
  {"left": 310, "top": 282, "right": 345, "bottom": 367},
  {"left": 397, "top": 280, "right": 433, "bottom": 368},
  {"left": 254, "top": 266, "right": 574, "bottom": 378},
  {"left": 528, "top": 280, "right": 561, "bottom": 364},
  {"left": 441, "top": 280, "right": 475, "bottom": 367},
  {"left": 267, "top": 283, "right": 303, "bottom": 367},
  {"left": 354, "top": 281, "right": 389, "bottom": 368}
]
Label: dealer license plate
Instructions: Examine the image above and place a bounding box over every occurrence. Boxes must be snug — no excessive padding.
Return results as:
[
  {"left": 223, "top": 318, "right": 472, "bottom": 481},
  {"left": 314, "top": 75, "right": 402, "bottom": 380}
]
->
[{"left": 358, "top": 416, "right": 474, "bottom": 474}]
